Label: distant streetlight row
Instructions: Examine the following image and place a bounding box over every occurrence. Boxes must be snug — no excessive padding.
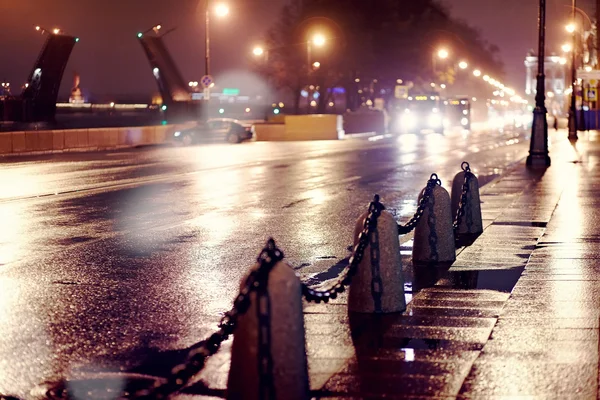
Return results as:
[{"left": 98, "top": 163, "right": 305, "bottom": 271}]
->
[{"left": 434, "top": 47, "right": 527, "bottom": 105}]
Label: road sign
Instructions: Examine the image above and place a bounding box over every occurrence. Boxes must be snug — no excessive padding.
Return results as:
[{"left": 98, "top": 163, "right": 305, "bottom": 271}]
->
[
  {"left": 203, "top": 88, "right": 211, "bottom": 101},
  {"left": 200, "top": 75, "right": 214, "bottom": 88},
  {"left": 395, "top": 85, "right": 408, "bottom": 99},
  {"left": 585, "top": 87, "right": 597, "bottom": 101}
]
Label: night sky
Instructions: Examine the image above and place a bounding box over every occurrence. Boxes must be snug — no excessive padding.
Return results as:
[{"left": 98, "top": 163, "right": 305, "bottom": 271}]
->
[{"left": 0, "top": 0, "right": 595, "bottom": 99}]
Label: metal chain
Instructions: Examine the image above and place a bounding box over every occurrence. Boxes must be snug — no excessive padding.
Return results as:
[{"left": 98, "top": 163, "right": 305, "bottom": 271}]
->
[
  {"left": 398, "top": 174, "right": 442, "bottom": 235},
  {"left": 427, "top": 180, "right": 439, "bottom": 262},
  {"left": 369, "top": 216, "right": 383, "bottom": 312},
  {"left": 301, "top": 194, "right": 384, "bottom": 303},
  {"left": 453, "top": 161, "right": 473, "bottom": 237}
]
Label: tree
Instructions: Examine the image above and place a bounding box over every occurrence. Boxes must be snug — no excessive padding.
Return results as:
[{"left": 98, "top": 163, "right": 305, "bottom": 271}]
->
[{"left": 258, "top": 0, "right": 505, "bottom": 113}]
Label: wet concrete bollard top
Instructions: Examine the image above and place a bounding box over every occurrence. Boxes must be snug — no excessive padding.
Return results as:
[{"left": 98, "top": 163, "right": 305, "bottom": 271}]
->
[
  {"left": 349, "top": 208, "right": 407, "bottom": 313},
  {"left": 227, "top": 260, "right": 309, "bottom": 400},
  {"left": 451, "top": 162, "right": 483, "bottom": 240},
  {"left": 413, "top": 177, "right": 456, "bottom": 264}
]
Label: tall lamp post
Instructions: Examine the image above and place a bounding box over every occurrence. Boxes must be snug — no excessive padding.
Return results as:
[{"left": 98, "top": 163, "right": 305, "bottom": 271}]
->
[
  {"left": 204, "top": 1, "right": 229, "bottom": 100},
  {"left": 567, "top": 0, "right": 578, "bottom": 140},
  {"left": 307, "top": 33, "right": 326, "bottom": 71},
  {"left": 527, "top": 0, "right": 551, "bottom": 166}
]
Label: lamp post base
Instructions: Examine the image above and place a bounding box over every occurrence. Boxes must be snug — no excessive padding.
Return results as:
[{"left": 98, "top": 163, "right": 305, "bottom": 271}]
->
[
  {"left": 526, "top": 107, "right": 551, "bottom": 167},
  {"left": 568, "top": 109, "right": 578, "bottom": 140}
]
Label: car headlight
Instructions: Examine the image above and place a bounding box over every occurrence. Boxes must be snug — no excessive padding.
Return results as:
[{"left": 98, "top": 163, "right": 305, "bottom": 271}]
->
[
  {"left": 174, "top": 131, "right": 181, "bottom": 137},
  {"left": 428, "top": 113, "right": 443, "bottom": 127},
  {"left": 461, "top": 118, "right": 469, "bottom": 126},
  {"left": 400, "top": 111, "right": 417, "bottom": 129}
]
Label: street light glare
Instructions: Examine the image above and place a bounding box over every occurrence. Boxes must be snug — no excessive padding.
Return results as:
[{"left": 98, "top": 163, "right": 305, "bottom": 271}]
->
[
  {"left": 562, "top": 43, "right": 572, "bottom": 53},
  {"left": 566, "top": 23, "right": 576, "bottom": 33},
  {"left": 473, "top": 69, "right": 481, "bottom": 77},
  {"left": 215, "top": 3, "right": 229, "bottom": 17},
  {"left": 313, "top": 61, "right": 321, "bottom": 69},
  {"left": 483, "top": 75, "right": 490, "bottom": 81},
  {"left": 35, "top": 26, "right": 41, "bottom": 31},
  {"left": 458, "top": 61, "right": 468, "bottom": 69},
  {"left": 437, "top": 49, "right": 449, "bottom": 59},
  {"left": 53, "top": 28, "right": 60, "bottom": 34},
  {"left": 312, "top": 34, "right": 326, "bottom": 47},
  {"left": 253, "top": 46, "right": 264, "bottom": 56}
]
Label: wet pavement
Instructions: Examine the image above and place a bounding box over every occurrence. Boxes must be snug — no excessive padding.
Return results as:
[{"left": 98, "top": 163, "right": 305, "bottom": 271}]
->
[{"left": 1, "top": 126, "right": 597, "bottom": 398}]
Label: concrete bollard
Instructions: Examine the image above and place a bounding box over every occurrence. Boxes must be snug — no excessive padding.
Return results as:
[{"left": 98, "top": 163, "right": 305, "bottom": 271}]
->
[
  {"left": 349, "top": 205, "right": 407, "bottom": 314},
  {"left": 227, "top": 257, "right": 309, "bottom": 400},
  {"left": 413, "top": 175, "right": 456, "bottom": 265},
  {"left": 451, "top": 162, "right": 483, "bottom": 244}
]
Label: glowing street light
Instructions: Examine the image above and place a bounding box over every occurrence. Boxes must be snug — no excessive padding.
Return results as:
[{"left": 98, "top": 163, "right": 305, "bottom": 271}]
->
[
  {"left": 437, "top": 48, "right": 449, "bottom": 59},
  {"left": 565, "top": 23, "right": 576, "bottom": 33},
  {"left": 215, "top": 3, "right": 229, "bottom": 17},
  {"left": 312, "top": 33, "right": 326, "bottom": 47},
  {"left": 458, "top": 61, "right": 468, "bottom": 69},
  {"left": 307, "top": 33, "right": 326, "bottom": 72},
  {"left": 35, "top": 26, "right": 41, "bottom": 31},
  {"left": 483, "top": 75, "right": 490, "bottom": 81},
  {"left": 473, "top": 69, "right": 482, "bottom": 77},
  {"left": 53, "top": 28, "right": 60, "bottom": 34},
  {"left": 562, "top": 43, "right": 572, "bottom": 52},
  {"left": 253, "top": 46, "right": 264, "bottom": 56},
  {"left": 312, "top": 61, "right": 321, "bottom": 69}
]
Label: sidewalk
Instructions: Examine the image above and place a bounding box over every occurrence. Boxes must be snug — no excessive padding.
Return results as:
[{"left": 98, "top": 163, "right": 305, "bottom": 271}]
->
[{"left": 297, "top": 130, "right": 600, "bottom": 399}]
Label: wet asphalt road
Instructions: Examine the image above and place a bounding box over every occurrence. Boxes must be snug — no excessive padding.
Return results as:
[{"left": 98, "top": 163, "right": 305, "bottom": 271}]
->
[{"left": 0, "top": 127, "right": 540, "bottom": 397}]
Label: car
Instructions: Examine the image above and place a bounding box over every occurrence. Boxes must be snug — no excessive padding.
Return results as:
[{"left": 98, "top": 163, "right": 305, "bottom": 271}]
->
[{"left": 173, "top": 118, "right": 253, "bottom": 145}]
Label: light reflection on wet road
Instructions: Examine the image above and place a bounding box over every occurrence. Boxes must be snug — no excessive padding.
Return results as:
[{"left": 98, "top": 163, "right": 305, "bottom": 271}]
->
[{"left": 0, "top": 127, "right": 547, "bottom": 396}]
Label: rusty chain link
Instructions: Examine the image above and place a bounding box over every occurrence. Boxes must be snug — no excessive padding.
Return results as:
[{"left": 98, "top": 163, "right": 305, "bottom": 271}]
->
[
  {"left": 301, "top": 194, "right": 384, "bottom": 303},
  {"left": 398, "top": 174, "right": 442, "bottom": 235},
  {"left": 453, "top": 161, "right": 473, "bottom": 238}
]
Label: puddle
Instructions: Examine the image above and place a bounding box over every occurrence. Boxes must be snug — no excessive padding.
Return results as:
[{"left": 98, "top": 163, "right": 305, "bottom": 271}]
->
[
  {"left": 492, "top": 221, "right": 548, "bottom": 228},
  {"left": 411, "top": 263, "right": 525, "bottom": 294}
]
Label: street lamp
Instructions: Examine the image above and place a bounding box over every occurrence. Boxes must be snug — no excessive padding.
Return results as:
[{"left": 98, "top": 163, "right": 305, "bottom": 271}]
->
[
  {"left": 204, "top": 1, "right": 229, "bottom": 101},
  {"left": 473, "top": 69, "right": 482, "bottom": 77},
  {"left": 312, "top": 61, "right": 321, "bottom": 69},
  {"left": 458, "top": 61, "right": 468, "bottom": 69},
  {"left": 567, "top": 0, "right": 578, "bottom": 139},
  {"left": 253, "top": 46, "right": 264, "bottom": 56},
  {"left": 562, "top": 43, "right": 572, "bottom": 52},
  {"left": 527, "top": 0, "right": 551, "bottom": 166},
  {"left": 215, "top": 3, "right": 229, "bottom": 17},
  {"left": 432, "top": 48, "right": 449, "bottom": 76},
  {"left": 307, "top": 33, "right": 326, "bottom": 70}
]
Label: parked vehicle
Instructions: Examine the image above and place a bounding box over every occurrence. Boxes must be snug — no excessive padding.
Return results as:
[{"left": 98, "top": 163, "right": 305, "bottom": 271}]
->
[{"left": 173, "top": 118, "right": 253, "bottom": 145}]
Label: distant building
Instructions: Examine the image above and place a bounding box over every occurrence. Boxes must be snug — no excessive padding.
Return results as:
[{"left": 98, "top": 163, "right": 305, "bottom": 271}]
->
[{"left": 524, "top": 51, "right": 567, "bottom": 115}]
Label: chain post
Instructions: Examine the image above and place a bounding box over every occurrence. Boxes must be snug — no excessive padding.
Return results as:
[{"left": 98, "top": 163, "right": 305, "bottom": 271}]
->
[
  {"left": 453, "top": 162, "right": 473, "bottom": 239},
  {"left": 398, "top": 173, "right": 442, "bottom": 235},
  {"left": 127, "top": 239, "right": 284, "bottom": 399},
  {"left": 301, "top": 194, "right": 383, "bottom": 303}
]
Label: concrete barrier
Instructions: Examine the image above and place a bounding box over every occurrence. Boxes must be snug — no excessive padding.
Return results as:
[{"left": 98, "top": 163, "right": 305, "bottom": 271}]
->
[
  {"left": 284, "top": 115, "right": 344, "bottom": 140},
  {"left": 11, "top": 131, "right": 26, "bottom": 153},
  {"left": 0, "top": 123, "right": 177, "bottom": 156},
  {"left": 0, "top": 132, "right": 12, "bottom": 154},
  {"left": 52, "top": 130, "right": 65, "bottom": 151},
  {"left": 254, "top": 123, "right": 286, "bottom": 141}
]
